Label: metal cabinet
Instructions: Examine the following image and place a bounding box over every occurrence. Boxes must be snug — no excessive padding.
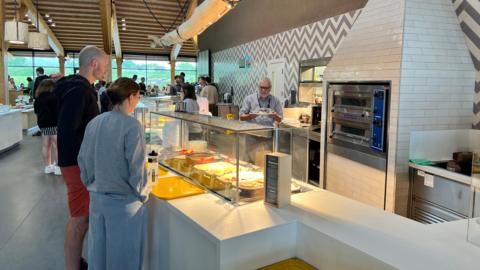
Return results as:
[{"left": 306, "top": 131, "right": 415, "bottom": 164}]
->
[{"left": 409, "top": 168, "right": 478, "bottom": 224}]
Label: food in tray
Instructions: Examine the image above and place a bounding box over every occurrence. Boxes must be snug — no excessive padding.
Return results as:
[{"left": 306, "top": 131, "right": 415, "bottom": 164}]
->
[
  {"left": 186, "top": 153, "right": 215, "bottom": 165},
  {"left": 239, "top": 179, "right": 265, "bottom": 199},
  {"left": 217, "top": 171, "right": 264, "bottom": 183},
  {"left": 214, "top": 171, "right": 264, "bottom": 191},
  {"left": 255, "top": 108, "right": 273, "bottom": 116},
  {"left": 193, "top": 162, "right": 237, "bottom": 176},
  {"left": 163, "top": 155, "right": 187, "bottom": 170}
]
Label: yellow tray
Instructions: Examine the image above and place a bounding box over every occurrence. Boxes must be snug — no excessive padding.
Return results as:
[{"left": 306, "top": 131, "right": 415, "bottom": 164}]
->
[
  {"left": 258, "top": 258, "right": 317, "bottom": 270},
  {"left": 151, "top": 176, "right": 205, "bottom": 200}
]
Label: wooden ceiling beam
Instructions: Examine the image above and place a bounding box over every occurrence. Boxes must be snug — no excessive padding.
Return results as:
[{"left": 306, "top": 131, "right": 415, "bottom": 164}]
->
[
  {"left": 19, "top": 0, "right": 64, "bottom": 57},
  {"left": 98, "top": 0, "right": 112, "bottom": 55},
  {"left": 112, "top": 2, "right": 122, "bottom": 59}
]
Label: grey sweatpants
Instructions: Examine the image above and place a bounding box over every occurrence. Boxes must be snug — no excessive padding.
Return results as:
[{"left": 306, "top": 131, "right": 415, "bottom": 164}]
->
[{"left": 88, "top": 192, "right": 147, "bottom": 270}]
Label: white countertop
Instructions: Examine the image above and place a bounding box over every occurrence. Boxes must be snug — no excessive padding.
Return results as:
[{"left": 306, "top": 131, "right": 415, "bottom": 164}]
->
[
  {"left": 409, "top": 162, "right": 471, "bottom": 185},
  {"left": 162, "top": 189, "right": 480, "bottom": 269},
  {"left": 0, "top": 109, "right": 21, "bottom": 117}
]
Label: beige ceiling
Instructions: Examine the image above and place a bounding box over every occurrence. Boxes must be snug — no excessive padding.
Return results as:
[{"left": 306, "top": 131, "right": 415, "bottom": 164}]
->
[{"left": 4, "top": 0, "right": 197, "bottom": 57}]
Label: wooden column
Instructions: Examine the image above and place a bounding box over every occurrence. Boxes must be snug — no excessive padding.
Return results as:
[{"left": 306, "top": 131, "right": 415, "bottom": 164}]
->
[
  {"left": 58, "top": 56, "right": 65, "bottom": 75},
  {"left": 99, "top": 0, "right": 112, "bottom": 82},
  {"left": 0, "top": 0, "right": 7, "bottom": 105},
  {"left": 170, "top": 60, "right": 176, "bottom": 84},
  {"left": 116, "top": 57, "right": 122, "bottom": 78}
]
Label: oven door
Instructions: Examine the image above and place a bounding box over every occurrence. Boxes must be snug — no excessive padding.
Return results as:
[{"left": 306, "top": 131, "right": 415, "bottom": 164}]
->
[
  {"left": 330, "top": 117, "right": 371, "bottom": 149},
  {"left": 332, "top": 89, "right": 372, "bottom": 109}
]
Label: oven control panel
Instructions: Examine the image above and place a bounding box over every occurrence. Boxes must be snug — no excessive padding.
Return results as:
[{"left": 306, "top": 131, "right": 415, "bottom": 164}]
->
[{"left": 371, "top": 88, "right": 387, "bottom": 151}]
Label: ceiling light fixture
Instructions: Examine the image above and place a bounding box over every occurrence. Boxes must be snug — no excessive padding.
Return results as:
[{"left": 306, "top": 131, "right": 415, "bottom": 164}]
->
[
  {"left": 4, "top": 0, "right": 29, "bottom": 44},
  {"left": 28, "top": 0, "right": 49, "bottom": 50},
  {"left": 45, "top": 13, "right": 50, "bottom": 18},
  {"left": 48, "top": 18, "right": 52, "bottom": 23},
  {"left": 51, "top": 23, "right": 56, "bottom": 27},
  {"left": 121, "top": 18, "right": 126, "bottom": 22}
]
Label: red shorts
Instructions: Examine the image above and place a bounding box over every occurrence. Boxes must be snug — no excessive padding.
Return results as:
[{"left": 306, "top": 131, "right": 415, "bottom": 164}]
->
[{"left": 61, "top": 165, "right": 90, "bottom": 217}]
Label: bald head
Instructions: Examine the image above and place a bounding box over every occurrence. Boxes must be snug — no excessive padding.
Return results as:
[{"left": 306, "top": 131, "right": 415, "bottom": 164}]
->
[
  {"left": 79, "top": 45, "right": 107, "bottom": 68},
  {"left": 78, "top": 45, "right": 109, "bottom": 84}
]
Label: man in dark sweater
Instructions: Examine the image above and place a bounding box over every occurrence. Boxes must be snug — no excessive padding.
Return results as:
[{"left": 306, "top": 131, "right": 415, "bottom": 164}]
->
[
  {"left": 32, "top": 67, "right": 49, "bottom": 99},
  {"left": 55, "top": 45, "right": 108, "bottom": 270}
]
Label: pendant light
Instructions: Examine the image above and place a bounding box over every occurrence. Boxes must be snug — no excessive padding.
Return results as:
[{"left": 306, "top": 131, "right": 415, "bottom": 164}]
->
[
  {"left": 28, "top": 0, "right": 49, "bottom": 50},
  {"left": 4, "top": 0, "right": 29, "bottom": 44}
]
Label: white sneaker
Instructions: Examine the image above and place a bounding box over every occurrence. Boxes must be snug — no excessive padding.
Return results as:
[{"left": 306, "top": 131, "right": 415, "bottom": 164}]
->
[
  {"left": 44, "top": 165, "right": 54, "bottom": 174},
  {"left": 54, "top": 166, "right": 62, "bottom": 176}
]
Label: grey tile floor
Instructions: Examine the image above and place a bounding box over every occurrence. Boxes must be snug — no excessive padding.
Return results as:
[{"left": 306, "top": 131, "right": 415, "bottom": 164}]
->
[{"left": 0, "top": 135, "right": 67, "bottom": 270}]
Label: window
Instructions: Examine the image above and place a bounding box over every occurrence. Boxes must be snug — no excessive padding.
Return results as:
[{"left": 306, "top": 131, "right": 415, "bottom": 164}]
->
[
  {"left": 146, "top": 55, "right": 170, "bottom": 88},
  {"left": 7, "top": 51, "right": 64, "bottom": 88},
  {"left": 175, "top": 58, "right": 197, "bottom": 84}
]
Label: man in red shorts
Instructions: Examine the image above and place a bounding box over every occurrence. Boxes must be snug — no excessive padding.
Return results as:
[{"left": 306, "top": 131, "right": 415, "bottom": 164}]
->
[{"left": 55, "top": 45, "right": 109, "bottom": 270}]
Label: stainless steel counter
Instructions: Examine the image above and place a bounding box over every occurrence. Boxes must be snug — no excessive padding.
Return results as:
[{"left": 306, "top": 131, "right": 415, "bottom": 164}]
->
[{"left": 409, "top": 162, "right": 471, "bottom": 186}]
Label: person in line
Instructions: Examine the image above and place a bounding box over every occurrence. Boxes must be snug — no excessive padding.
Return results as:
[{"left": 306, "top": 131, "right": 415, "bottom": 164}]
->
[
  {"left": 100, "top": 82, "right": 112, "bottom": 114},
  {"left": 55, "top": 45, "right": 109, "bottom": 270},
  {"left": 199, "top": 76, "right": 219, "bottom": 116},
  {"left": 33, "top": 79, "right": 61, "bottom": 175},
  {"left": 132, "top": 74, "right": 138, "bottom": 82},
  {"left": 181, "top": 83, "right": 203, "bottom": 140},
  {"left": 139, "top": 77, "right": 146, "bottom": 95},
  {"left": 180, "top": 71, "right": 186, "bottom": 82},
  {"left": 33, "top": 67, "right": 49, "bottom": 99},
  {"left": 78, "top": 77, "right": 149, "bottom": 270},
  {"left": 239, "top": 77, "right": 283, "bottom": 126},
  {"left": 182, "top": 83, "right": 199, "bottom": 114},
  {"left": 169, "top": 75, "right": 183, "bottom": 96},
  {"left": 26, "top": 77, "right": 34, "bottom": 96},
  {"left": 8, "top": 76, "right": 17, "bottom": 90},
  {"left": 97, "top": 80, "right": 107, "bottom": 95}
]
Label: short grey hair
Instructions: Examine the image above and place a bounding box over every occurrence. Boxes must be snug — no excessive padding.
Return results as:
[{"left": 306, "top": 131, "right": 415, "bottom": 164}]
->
[
  {"left": 258, "top": 77, "right": 272, "bottom": 87},
  {"left": 78, "top": 45, "right": 107, "bottom": 67}
]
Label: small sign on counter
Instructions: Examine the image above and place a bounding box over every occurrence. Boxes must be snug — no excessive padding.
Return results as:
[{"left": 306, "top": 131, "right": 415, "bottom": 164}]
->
[{"left": 424, "top": 173, "right": 434, "bottom": 188}]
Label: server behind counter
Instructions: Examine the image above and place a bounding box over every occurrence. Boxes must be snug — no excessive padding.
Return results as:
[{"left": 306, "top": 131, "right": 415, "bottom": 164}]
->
[{"left": 240, "top": 77, "right": 283, "bottom": 127}]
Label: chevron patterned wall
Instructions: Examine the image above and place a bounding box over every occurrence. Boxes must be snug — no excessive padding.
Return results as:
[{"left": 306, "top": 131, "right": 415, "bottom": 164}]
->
[
  {"left": 212, "top": 10, "right": 362, "bottom": 106},
  {"left": 453, "top": 0, "right": 480, "bottom": 128}
]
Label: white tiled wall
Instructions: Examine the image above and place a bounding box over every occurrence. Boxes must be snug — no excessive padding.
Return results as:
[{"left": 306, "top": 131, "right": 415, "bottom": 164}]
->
[
  {"left": 323, "top": 0, "right": 476, "bottom": 215},
  {"left": 323, "top": 0, "right": 405, "bottom": 213},
  {"left": 396, "top": 0, "right": 475, "bottom": 215}
]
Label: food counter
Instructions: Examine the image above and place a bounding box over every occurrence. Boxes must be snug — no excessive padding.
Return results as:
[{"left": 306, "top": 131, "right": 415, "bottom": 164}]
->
[
  {"left": 148, "top": 111, "right": 300, "bottom": 204},
  {"left": 144, "top": 115, "right": 480, "bottom": 270},
  {"left": 146, "top": 188, "right": 480, "bottom": 270},
  {"left": 0, "top": 109, "right": 22, "bottom": 153}
]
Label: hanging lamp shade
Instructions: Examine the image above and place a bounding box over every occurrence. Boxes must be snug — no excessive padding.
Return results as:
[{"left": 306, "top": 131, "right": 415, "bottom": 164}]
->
[
  {"left": 28, "top": 32, "right": 49, "bottom": 50},
  {"left": 4, "top": 20, "right": 29, "bottom": 44}
]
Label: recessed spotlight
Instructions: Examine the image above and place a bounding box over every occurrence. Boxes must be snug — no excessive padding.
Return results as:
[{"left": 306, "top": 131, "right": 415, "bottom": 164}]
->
[
  {"left": 121, "top": 18, "right": 126, "bottom": 22},
  {"left": 48, "top": 18, "right": 52, "bottom": 23},
  {"left": 45, "top": 13, "right": 50, "bottom": 18},
  {"left": 24, "top": 14, "right": 28, "bottom": 17},
  {"left": 51, "top": 23, "right": 56, "bottom": 27},
  {"left": 122, "top": 27, "right": 127, "bottom": 31},
  {"left": 122, "top": 22, "right": 126, "bottom": 27},
  {"left": 31, "top": 22, "right": 35, "bottom": 26},
  {"left": 27, "top": 18, "right": 31, "bottom": 22}
]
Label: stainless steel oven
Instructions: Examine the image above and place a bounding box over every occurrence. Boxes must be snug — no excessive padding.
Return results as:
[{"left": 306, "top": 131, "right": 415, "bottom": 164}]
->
[{"left": 326, "top": 82, "right": 390, "bottom": 170}]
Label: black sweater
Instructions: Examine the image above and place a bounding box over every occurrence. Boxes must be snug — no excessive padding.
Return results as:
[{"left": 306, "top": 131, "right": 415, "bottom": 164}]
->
[
  {"left": 34, "top": 92, "right": 58, "bottom": 128},
  {"left": 55, "top": 75, "right": 99, "bottom": 167}
]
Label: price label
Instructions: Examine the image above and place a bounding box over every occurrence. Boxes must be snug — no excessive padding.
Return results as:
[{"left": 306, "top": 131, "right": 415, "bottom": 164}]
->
[
  {"left": 417, "top": 170, "right": 425, "bottom": 177},
  {"left": 424, "top": 173, "right": 434, "bottom": 188}
]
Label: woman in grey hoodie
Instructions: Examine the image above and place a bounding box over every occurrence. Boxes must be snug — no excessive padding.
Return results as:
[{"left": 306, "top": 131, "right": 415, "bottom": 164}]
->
[{"left": 78, "top": 78, "right": 148, "bottom": 270}]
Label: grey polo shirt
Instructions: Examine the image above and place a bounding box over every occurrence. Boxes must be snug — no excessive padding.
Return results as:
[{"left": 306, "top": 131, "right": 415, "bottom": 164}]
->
[{"left": 239, "top": 93, "right": 283, "bottom": 126}]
